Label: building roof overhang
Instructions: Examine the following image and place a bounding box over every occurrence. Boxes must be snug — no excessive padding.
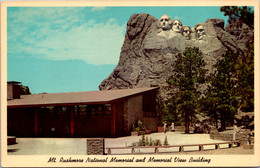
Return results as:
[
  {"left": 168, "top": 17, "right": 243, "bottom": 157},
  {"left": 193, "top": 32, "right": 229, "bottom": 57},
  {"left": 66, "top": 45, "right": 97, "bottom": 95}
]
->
[{"left": 7, "top": 87, "right": 158, "bottom": 108}]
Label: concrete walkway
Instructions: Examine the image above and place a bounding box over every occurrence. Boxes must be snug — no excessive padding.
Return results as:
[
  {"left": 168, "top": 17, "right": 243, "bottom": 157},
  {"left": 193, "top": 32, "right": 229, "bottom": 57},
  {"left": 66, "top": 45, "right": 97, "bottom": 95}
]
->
[{"left": 8, "top": 132, "right": 228, "bottom": 155}]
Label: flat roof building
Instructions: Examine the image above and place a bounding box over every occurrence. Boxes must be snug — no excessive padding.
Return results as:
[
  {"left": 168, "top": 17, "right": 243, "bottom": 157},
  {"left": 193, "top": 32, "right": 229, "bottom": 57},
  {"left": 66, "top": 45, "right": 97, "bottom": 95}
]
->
[{"left": 7, "top": 86, "right": 158, "bottom": 138}]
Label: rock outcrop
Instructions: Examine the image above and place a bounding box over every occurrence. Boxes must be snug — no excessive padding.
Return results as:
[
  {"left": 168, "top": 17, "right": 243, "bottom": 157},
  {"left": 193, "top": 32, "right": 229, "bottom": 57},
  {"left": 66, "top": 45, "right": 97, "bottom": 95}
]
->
[{"left": 99, "top": 13, "right": 253, "bottom": 105}]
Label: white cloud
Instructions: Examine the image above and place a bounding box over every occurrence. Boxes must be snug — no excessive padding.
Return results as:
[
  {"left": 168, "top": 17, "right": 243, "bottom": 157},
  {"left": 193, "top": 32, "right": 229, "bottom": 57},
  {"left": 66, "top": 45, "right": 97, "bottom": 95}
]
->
[
  {"left": 37, "top": 18, "right": 125, "bottom": 65},
  {"left": 8, "top": 8, "right": 125, "bottom": 65}
]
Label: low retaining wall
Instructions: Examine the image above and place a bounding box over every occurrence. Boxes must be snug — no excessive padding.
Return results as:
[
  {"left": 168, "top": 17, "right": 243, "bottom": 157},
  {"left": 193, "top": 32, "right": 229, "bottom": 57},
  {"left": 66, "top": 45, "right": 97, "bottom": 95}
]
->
[
  {"left": 210, "top": 130, "right": 252, "bottom": 144},
  {"left": 158, "top": 126, "right": 186, "bottom": 132},
  {"left": 86, "top": 138, "right": 105, "bottom": 155},
  {"left": 175, "top": 126, "right": 186, "bottom": 132}
]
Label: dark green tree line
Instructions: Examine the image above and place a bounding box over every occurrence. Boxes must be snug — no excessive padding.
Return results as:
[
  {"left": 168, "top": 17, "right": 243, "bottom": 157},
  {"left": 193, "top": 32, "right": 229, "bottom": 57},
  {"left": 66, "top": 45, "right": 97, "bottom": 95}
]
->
[
  {"left": 220, "top": 6, "right": 254, "bottom": 28},
  {"left": 202, "top": 50, "right": 239, "bottom": 130},
  {"left": 236, "top": 43, "right": 254, "bottom": 112},
  {"left": 165, "top": 45, "right": 254, "bottom": 131},
  {"left": 201, "top": 43, "right": 254, "bottom": 130}
]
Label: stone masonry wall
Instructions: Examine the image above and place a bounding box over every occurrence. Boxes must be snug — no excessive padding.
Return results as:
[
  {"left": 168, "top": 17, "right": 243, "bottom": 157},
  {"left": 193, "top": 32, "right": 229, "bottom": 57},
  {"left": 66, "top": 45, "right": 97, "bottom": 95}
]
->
[
  {"left": 124, "top": 95, "right": 143, "bottom": 134},
  {"left": 210, "top": 130, "right": 252, "bottom": 144},
  {"left": 86, "top": 138, "right": 105, "bottom": 155},
  {"left": 143, "top": 118, "right": 157, "bottom": 132}
]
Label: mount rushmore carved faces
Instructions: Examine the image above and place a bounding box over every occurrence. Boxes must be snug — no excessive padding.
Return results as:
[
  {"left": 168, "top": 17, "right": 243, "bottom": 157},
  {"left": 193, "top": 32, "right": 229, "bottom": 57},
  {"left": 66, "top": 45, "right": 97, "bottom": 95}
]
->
[
  {"left": 158, "top": 15, "right": 207, "bottom": 42},
  {"left": 195, "top": 24, "right": 206, "bottom": 40},
  {"left": 160, "top": 14, "right": 172, "bottom": 31},
  {"left": 182, "top": 26, "right": 192, "bottom": 40},
  {"left": 172, "top": 19, "right": 183, "bottom": 33}
]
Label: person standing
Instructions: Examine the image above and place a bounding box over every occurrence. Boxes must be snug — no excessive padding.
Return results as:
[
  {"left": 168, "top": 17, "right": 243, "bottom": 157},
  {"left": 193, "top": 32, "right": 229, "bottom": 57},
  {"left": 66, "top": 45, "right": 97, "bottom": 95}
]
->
[
  {"left": 170, "top": 122, "right": 175, "bottom": 132},
  {"left": 233, "top": 124, "right": 239, "bottom": 141},
  {"left": 163, "top": 121, "right": 168, "bottom": 133},
  {"left": 217, "top": 120, "right": 222, "bottom": 132}
]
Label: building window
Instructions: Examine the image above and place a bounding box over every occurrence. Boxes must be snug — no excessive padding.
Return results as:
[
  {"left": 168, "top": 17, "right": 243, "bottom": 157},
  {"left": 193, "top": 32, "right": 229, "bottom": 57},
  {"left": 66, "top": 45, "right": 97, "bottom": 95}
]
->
[
  {"left": 143, "top": 92, "right": 156, "bottom": 117},
  {"left": 74, "top": 104, "right": 112, "bottom": 117}
]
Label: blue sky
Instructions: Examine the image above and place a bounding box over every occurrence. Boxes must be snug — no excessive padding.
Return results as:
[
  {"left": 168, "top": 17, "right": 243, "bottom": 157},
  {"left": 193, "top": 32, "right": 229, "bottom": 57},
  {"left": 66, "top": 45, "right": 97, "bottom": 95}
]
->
[{"left": 7, "top": 6, "right": 229, "bottom": 94}]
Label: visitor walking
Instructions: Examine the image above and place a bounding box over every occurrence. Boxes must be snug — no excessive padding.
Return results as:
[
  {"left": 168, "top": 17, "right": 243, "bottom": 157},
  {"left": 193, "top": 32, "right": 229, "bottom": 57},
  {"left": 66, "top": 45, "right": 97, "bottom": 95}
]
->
[
  {"left": 163, "top": 121, "right": 168, "bottom": 133},
  {"left": 233, "top": 124, "right": 239, "bottom": 141}
]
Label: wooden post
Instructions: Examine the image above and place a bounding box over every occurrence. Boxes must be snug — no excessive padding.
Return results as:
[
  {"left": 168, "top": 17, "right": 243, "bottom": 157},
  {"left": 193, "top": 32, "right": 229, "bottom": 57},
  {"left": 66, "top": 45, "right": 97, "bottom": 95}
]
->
[
  {"left": 155, "top": 147, "right": 159, "bottom": 153},
  {"left": 199, "top": 145, "right": 204, "bottom": 151},
  {"left": 131, "top": 148, "right": 135, "bottom": 154},
  {"left": 111, "top": 104, "right": 116, "bottom": 137},
  {"left": 179, "top": 146, "right": 184, "bottom": 152},
  {"left": 108, "top": 149, "right": 111, "bottom": 155},
  {"left": 70, "top": 106, "right": 74, "bottom": 137},
  {"left": 34, "top": 109, "right": 38, "bottom": 137},
  {"left": 229, "top": 143, "right": 233, "bottom": 148}
]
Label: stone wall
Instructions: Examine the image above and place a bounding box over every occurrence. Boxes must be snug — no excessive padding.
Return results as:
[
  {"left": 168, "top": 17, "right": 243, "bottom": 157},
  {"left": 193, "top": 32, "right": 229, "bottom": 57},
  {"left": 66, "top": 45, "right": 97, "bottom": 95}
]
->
[
  {"left": 175, "top": 126, "right": 186, "bottom": 132},
  {"left": 7, "top": 83, "right": 21, "bottom": 99},
  {"left": 123, "top": 95, "right": 143, "bottom": 134},
  {"left": 210, "top": 131, "right": 233, "bottom": 141},
  {"left": 210, "top": 130, "right": 253, "bottom": 144},
  {"left": 143, "top": 117, "right": 157, "bottom": 132},
  {"left": 86, "top": 138, "right": 105, "bottom": 155}
]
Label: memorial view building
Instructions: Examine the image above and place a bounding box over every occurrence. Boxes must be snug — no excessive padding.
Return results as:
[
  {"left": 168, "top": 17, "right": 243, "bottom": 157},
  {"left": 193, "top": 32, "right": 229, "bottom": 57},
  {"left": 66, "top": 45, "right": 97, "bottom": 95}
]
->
[{"left": 7, "top": 81, "right": 158, "bottom": 138}]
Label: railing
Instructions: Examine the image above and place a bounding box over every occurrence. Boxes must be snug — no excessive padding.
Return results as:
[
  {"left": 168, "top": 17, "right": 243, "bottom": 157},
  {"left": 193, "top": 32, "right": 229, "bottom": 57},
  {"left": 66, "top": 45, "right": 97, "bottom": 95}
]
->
[{"left": 106, "top": 141, "right": 240, "bottom": 155}]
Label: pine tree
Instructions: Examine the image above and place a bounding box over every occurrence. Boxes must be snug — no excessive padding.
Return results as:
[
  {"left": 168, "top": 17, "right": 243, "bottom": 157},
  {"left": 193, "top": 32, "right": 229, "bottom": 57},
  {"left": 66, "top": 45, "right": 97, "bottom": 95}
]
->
[
  {"left": 203, "top": 49, "right": 239, "bottom": 130},
  {"left": 236, "top": 43, "right": 254, "bottom": 112},
  {"left": 170, "top": 47, "right": 206, "bottom": 133},
  {"left": 220, "top": 6, "right": 254, "bottom": 28}
]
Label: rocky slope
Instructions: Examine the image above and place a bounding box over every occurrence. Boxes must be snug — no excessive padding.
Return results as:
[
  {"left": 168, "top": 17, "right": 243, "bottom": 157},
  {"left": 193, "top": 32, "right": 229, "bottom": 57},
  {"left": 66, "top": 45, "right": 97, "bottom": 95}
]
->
[{"left": 99, "top": 13, "right": 253, "bottom": 106}]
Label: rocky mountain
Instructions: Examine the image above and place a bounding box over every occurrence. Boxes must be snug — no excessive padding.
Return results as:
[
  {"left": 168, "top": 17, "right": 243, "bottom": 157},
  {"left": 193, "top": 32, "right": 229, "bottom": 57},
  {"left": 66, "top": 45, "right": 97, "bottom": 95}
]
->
[{"left": 99, "top": 13, "right": 253, "bottom": 106}]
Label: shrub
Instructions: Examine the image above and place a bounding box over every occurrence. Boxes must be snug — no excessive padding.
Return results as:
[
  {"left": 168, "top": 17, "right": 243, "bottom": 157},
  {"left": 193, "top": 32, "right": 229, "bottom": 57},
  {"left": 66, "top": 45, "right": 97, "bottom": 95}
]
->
[
  {"left": 132, "top": 142, "right": 137, "bottom": 146},
  {"left": 149, "top": 137, "right": 153, "bottom": 146},
  {"left": 154, "top": 139, "right": 162, "bottom": 146},
  {"left": 138, "top": 134, "right": 146, "bottom": 146},
  {"left": 163, "top": 136, "right": 169, "bottom": 146},
  {"left": 132, "top": 136, "right": 163, "bottom": 147},
  {"left": 145, "top": 136, "right": 149, "bottom": 146},
  {"left": 132, "top": 120, "right": 147, "bottom": 135},
  {"left": 132, "top": 124, "right": 136, "bottom": 132}
]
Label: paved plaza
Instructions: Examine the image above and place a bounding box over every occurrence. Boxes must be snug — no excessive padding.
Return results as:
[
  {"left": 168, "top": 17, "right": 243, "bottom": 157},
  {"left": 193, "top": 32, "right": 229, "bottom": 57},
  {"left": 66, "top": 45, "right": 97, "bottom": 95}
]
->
[{"left": 8, "top": 132, "right": 229, "bottom": 155}]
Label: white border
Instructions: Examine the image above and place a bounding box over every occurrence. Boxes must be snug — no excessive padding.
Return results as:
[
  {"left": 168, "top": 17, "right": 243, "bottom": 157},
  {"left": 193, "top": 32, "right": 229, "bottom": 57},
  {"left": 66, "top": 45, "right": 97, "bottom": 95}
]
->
[{"left": 1, "top": 0, "right": 259, "bottom": 167}]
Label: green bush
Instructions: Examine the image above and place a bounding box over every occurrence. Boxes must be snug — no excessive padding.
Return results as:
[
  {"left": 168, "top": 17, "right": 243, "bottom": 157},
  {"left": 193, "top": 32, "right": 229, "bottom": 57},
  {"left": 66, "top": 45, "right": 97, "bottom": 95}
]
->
[
  {"left": 163, "top": 136, "right": 169, "bottom": 146},
  {"left": 145, "top": 136, "right": 149, "bottom": 146},
  {"left": 132, "top": 124, "right": 136, "bottom": 132},
  {"left": 131, "top": 136, "right": 164, "bottom": 147},
  {"left": 149, "top": 137, "right": 153, "bottom": 146},
  {"left": 153, "top": 139, "right": 162, "bottom": 146},
  {"left": 132, "top": 120, "right": 147, "bottom": 135}
]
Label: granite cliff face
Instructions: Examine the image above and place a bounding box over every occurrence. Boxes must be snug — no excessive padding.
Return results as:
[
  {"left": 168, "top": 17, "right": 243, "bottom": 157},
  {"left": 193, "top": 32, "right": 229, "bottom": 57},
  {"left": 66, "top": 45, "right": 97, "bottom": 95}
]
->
[{"left": 99, "top": 13, "right": 253, "bottom": 105}]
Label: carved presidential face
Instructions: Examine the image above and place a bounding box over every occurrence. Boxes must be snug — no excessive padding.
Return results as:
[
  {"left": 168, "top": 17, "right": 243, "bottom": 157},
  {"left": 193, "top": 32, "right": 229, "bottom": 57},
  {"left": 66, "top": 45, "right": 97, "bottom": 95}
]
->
[
  {"left": 160, "top": 15, "right": 172, "bottom": 31},
  {"left": 172, "top": 20, "right": 183, "bottom": 33},
  {"left": 183, "top": 26, "right": 191, "bottom": 40},
  {"left": 196, "top": 25, "right": 206, "bottom": 40}
]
